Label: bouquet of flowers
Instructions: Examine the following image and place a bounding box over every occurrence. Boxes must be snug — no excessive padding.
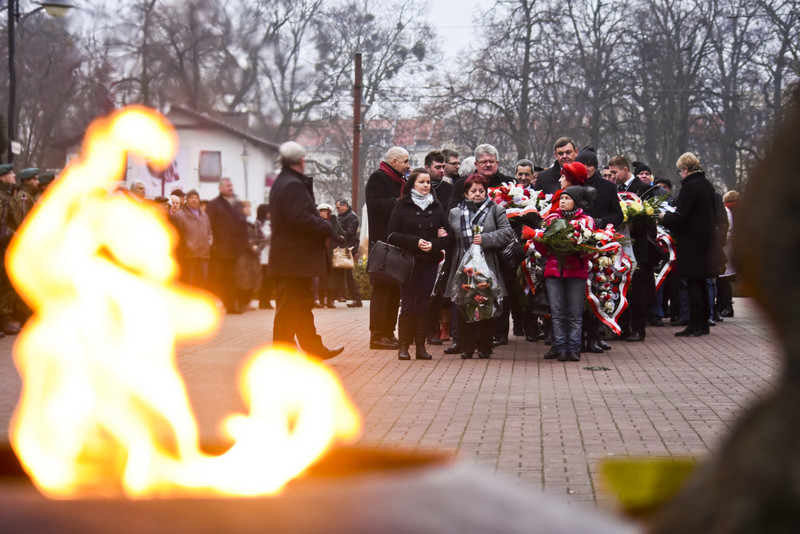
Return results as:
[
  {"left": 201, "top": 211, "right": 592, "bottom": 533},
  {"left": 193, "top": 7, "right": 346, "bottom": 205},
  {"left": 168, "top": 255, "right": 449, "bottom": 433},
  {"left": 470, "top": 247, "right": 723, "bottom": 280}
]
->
[
  {"left": 451, "top": 243, "right": 502, "bottom": 322},
  {"left": 528, "top": 215, "right": 613, "bottom": 262},
  {"left": 618, "top": 191, "right": 666, "bottom": 227},
  {"left": 488, "top": 182, "right": 540, "bottom": 219}
]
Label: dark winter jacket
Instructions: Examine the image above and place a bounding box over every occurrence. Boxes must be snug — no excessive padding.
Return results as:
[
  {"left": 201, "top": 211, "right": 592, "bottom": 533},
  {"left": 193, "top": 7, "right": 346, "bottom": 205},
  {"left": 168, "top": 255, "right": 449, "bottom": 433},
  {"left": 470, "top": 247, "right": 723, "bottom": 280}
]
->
[
  {"left": 584, "top": 171, "right": 623, "bottom": 230},
  {"left": 387, "top": 196, "right": 452, "bottom": 265},
  {"left": 338, "top": 207, "right": 360, "bottom": 250},
  {"left": 365, "top": 166, "right": 404, "bottom": 247},
  {"left": 534, "top": 163, "right": 562, "bottom": 195},
  {"left": 661, "top": 171, "right": 719, "bottom": 279},
  {"left": 206, "top": 195, "right": 247, "bottom": 258},
  {"left": 268, "top": 167, "right": 336, "bottom": 278},
  {"left": 619, "top": 177, "right": 658, "bottom": 267}
]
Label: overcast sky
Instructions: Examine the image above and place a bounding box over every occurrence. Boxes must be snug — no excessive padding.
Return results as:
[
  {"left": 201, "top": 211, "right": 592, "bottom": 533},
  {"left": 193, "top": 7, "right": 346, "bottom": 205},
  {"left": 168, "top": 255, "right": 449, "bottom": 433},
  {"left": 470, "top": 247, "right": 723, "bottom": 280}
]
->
[{"left": 429, "top": 0, "right": 492, "bottom": 62}]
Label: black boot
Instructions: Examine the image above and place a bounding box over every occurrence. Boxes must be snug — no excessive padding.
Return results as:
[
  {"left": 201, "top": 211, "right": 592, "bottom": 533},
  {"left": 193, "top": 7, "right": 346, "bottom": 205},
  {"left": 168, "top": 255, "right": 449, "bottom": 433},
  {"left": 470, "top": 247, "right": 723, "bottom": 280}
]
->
[
  {"left": 398, "top": 313, "right": 413, "bottom": 360},
  {"left": 414, "top": 313, "right": 432, "bottom": 360}
]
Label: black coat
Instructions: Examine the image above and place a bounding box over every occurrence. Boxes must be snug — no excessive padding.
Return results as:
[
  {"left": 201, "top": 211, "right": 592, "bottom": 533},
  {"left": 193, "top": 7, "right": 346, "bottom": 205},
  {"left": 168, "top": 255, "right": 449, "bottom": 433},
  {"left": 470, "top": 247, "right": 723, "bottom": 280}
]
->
[
  {"left": 661, "top": 171, "right": 718, "bottom": 279},
  {"left": 432, "top": 178, "right": 454, "bottom": 210},
  {"left": 585, "top": 171, "right": 623, "bottom": 230},
  {"left": 365, "top": 167, "right": 404, "bottom": 247},
  {"left": 206, "top": 194, "right": 247, "bottom": 258},
  {"left": 268, "top": 167, "right": 335, "bottom": 278},
  {"left": 387, "top": 197, "right": 451, "bottom": 265},
  {"left": 619, "top": 177, "right": 658, "bottom": 267},
  {"left": 338, "top": 207, "right": 360, "bottom": 249},
  {"left": 534, "top": 163, "right": 561, "bottom": 195}
]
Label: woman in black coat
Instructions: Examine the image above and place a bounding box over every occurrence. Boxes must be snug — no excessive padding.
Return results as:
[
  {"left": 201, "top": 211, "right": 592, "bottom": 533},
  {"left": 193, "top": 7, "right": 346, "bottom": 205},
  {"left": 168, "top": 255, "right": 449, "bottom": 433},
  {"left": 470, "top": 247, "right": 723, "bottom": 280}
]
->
[
  {"left": 387, "top": 168, "right": 452, "bottom": 360},
  {"left": 661, "top": 152, "right": 718, "bottom": 337}
]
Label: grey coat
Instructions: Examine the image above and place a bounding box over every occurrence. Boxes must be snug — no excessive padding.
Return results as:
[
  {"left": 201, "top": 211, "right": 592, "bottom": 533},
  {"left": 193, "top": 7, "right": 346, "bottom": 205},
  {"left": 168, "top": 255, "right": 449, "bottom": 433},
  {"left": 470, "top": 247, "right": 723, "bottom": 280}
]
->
[{"left": 444, "top": 201, "right": 514, "bottom": 299}]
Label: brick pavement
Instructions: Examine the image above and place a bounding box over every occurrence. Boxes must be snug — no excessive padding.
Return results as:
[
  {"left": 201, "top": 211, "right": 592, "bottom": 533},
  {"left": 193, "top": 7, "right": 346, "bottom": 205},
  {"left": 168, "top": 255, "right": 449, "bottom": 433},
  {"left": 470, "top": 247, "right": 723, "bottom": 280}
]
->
[{"left": 0, "top": 297, "right": 780, "bottom": 512}]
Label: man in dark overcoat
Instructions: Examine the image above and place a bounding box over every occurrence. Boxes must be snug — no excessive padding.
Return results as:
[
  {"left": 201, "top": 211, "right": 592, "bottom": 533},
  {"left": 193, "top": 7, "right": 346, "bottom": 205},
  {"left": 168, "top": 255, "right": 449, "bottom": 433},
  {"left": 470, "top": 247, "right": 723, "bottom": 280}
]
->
[
  {"left": 365, "top": 146, "right": 409, "bottom": 350},
  {"left": 335, "top": 198, "right": 362, "bottom": 307},
  {"left": 206, "top": 177, "right": 247, "bottom": 313},
  {"left": 534, "top": 137, "right": 579, "bottom": 195},
  {"left": 269, "top": 141, "right": 344, "bottom": 359}
]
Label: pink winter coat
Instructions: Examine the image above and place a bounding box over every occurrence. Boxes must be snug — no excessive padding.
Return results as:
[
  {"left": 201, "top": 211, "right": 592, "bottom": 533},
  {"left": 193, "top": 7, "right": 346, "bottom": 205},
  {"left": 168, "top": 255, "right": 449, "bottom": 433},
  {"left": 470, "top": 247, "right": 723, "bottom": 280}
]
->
[{"left": 534, "top": 209, "right": 595, "bottom": 279}]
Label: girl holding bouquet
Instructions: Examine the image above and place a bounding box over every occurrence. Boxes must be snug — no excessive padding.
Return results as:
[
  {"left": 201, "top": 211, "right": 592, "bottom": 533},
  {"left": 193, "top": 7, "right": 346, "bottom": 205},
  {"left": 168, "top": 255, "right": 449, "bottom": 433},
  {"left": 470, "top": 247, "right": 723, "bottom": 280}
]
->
[
  {"left": 387, "top": 168, "right": 452, "bottom": 360},
  {"left": 444, "top": 175, "right": 514, "bottom": 359},
  {"left": 534, "top": 186, "right": 595, "bottom": 362}
]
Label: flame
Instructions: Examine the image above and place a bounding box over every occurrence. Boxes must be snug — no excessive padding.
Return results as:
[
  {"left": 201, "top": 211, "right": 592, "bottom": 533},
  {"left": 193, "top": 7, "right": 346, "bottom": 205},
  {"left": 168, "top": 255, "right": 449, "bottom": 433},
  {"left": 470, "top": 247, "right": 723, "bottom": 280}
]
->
[{"left": 6, "top": 106, "right": 362, "bottom": 498}]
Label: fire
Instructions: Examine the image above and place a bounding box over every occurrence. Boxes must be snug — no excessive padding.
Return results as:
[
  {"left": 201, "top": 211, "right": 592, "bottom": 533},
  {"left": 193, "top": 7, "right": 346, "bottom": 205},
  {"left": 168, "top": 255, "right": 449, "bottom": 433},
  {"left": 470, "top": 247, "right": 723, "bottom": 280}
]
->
[{"left": 6, "top": 107, "right": 362, "bottom": 498}]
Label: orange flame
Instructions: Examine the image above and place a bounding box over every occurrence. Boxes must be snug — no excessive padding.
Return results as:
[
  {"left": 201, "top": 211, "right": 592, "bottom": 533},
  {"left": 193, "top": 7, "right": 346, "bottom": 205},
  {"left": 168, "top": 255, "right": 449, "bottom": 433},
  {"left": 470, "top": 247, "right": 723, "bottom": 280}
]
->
[{"left": 6, "top": 106, "right": 361, "bottom": 498}]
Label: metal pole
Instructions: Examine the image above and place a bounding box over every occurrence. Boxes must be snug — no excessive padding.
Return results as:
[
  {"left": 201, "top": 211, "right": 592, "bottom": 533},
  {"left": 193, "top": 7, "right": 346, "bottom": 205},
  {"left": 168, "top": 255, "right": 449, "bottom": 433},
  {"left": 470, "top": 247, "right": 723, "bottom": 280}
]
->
[
  {"left": 7, "top": 0, "right": 16, "bottom": 164},
  {"left": 351, "top": 52, "right": 362, "bottom": 210}
]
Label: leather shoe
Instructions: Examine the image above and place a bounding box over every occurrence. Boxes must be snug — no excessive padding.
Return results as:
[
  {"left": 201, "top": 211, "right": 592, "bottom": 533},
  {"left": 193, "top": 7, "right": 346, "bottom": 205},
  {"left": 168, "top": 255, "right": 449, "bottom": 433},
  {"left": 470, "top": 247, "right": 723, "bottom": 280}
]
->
[
  {"left": 461, "top": 352, "right": 473, "bottom": 359},
  {"left": 626, "top": 332, "right": 645, "bottom": 342},
  {"left": 444, "top": 343, "right": 462, "bottom": 354},
  {"left": 585, "top": 341, "right": 604, "bottom": 353},
  {"left": 398, "top": 346, "right": 411, "bottom": 360},
  {"left": 477, "top": 351, "right": 490, "bottom": 359},
  {"left": 720, "top": 308, "right": 734, "bottom": 318},
  {"left": 671, "top": 318, "right": 689, "bottom": 327},
  {"left": 597, "top": 340, "right": 612, "bottom": 351},
  {"left": 388, "top": 334, "right": 399, "bottom": 343},
  {"left": 346, "top": 301, "right": 363, "bottom": 307},
  {"left": 370, "top": 336, "right": 399, "bottom": 350},
  {"left": 648, "top": 316, "right": 664, "bottom": 326},
  {"left": 561, "top": 352, "right": 580, "bottom": 362},
  {"left": 1, "top": 321, "right": 20, "bottom": 335},
  {"left": 707, "top": 319, "right": 716, "bottom": 327},
  {"left": 544, "top": 348, "right": 561, "bottom": 360},
  {"left": 415, "top": 348, "right": 432, "bottom": 360},
  {"left": 318, "top": 346, "right": 344, "bottom": 359},
  {"left": 427, "top": 335, "right": 443, "bottom": 345},
  {"left": 675, "top": 327, "right": 703, "bottom": 337},
  {"left": 525, "top": 334, "right": 538, "bottom": 342}
]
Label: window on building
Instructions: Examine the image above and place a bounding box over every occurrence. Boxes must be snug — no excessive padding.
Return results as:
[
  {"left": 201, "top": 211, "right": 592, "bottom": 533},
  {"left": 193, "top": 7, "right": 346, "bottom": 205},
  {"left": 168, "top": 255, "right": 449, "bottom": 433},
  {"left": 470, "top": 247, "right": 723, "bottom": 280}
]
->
[{"left": 199, "top": 151, "right": 222, "bottom": 182}]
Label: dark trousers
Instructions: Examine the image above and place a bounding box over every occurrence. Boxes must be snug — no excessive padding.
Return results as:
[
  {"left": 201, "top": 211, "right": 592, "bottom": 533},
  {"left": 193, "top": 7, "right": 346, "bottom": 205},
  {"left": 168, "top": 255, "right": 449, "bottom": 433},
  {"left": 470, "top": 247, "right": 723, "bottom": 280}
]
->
[
  {"left": 717, "top": 275, "right": 735, "bottom": 312},
  {"left": 369, "top": 282, "right": 400, "bottom": 339},
  {"left": 621, "top": 268, "right": 648, "bottom": 337},
  {"left": 273, "top": 275, "right": 324, "bottom": 353},
  {"left": 401, "top": 261, "right": 437, "bottom": 313},
  {"left": 180, "top": 257, "right": 209, "bottom": 290},
  {"left": 334, "top": 268, "right": 362, "bottom": 302},
  {"left": 459, "top": 313, "right": 495, "bottom": 355},
  {"left": 210, "top": 255, "right": 237, "bottom": 311},
  {"left": 686, "top": 278, "right": 710, "bottom": 329}
]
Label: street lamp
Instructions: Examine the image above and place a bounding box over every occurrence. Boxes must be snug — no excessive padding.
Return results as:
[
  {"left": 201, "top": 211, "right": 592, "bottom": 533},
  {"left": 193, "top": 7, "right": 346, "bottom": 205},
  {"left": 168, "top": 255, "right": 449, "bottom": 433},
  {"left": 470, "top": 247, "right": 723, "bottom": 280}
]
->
[
  {"left": 6, "top": 1, "right": 75, "bottom": 163},
  {"left": 241, "top": 140, "right": 250, "bottom": 201}
]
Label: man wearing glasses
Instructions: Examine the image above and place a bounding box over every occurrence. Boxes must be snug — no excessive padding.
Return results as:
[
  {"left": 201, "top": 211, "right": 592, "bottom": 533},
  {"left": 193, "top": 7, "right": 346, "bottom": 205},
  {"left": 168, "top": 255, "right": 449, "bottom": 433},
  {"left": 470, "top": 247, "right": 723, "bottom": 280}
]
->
[
  {"left": 535, "top": 137, "right": 579, "bottom": 194},
  {"left": 442, "top": 149, "right": 460, "bottom": 183}
]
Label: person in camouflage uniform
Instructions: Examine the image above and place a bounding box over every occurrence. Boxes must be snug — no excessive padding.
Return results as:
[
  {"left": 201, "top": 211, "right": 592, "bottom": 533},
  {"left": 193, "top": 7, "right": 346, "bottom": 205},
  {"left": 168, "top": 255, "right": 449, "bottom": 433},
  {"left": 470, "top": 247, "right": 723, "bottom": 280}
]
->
[
  {"left": 36, "top": 170, "right": 57, "bottom": 199},
  {"left": 0, "top": 164, "right": 22, "bottom": 336}
]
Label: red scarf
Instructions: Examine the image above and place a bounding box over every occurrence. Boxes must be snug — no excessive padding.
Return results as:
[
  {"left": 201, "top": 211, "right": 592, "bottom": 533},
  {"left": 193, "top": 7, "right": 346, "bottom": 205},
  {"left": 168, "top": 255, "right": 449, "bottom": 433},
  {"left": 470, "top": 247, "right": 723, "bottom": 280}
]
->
[{"left": 379, "top": 161, "right": 406, "bottom": 187}]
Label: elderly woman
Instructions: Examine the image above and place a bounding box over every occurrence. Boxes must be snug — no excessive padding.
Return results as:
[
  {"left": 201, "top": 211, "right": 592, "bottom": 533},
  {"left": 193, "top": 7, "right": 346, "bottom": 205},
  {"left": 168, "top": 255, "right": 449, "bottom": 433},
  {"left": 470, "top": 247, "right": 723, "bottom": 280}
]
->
[
  {"left": 387, "top": 168, "right": 451, "bottom": 360},
  {"left": 661, "top": 152, "right": 718, "bottom": 336},
  {"left": 445, "top": 175, "right": 514, "bottom": 359}
]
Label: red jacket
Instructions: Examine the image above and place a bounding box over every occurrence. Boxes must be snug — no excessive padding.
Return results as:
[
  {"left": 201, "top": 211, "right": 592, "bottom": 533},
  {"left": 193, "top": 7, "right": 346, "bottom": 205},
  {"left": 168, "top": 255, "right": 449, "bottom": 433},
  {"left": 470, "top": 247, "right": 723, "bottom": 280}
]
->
[{"left": 533, "top": 209, "right": 595, "bottom": 279}]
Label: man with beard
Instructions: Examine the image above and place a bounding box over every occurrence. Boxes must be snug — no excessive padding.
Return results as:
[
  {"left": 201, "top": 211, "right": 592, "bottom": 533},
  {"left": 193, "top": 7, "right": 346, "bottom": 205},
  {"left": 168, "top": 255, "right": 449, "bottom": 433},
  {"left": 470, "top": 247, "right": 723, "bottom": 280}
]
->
[
  {"left": 535, "top": 137, "right": 579, "bottom": 194},
  {"left": 442, "top": 149, "right": 460, "bottom": 184},
  {"left": 366, "top": 147, "right": 410, "bottom": 349}
]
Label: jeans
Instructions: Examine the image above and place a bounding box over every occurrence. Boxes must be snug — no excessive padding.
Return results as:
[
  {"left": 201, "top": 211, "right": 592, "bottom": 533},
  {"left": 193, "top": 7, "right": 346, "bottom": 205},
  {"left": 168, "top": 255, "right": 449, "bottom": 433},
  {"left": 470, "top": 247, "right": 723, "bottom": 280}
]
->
[{"left": 545, "top": 277, "right": 585, "bottom": 354}]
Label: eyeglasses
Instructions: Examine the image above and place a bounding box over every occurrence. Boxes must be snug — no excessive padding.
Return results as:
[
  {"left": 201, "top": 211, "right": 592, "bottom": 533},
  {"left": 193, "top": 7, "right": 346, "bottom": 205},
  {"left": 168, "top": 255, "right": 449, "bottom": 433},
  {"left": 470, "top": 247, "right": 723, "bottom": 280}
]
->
[
  {"left": 476, "top": 159, "right": 497, "bottom": 165},
  {"left": 447, "top": 161, "right": 461, "bottom": 166}
]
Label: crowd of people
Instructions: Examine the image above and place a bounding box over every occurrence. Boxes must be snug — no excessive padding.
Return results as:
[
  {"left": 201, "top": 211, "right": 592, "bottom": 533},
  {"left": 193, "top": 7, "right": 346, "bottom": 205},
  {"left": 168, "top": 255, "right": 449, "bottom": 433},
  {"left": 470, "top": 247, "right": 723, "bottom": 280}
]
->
[{"left": 364, "top": 139, "right": 738, "bottom": 362}]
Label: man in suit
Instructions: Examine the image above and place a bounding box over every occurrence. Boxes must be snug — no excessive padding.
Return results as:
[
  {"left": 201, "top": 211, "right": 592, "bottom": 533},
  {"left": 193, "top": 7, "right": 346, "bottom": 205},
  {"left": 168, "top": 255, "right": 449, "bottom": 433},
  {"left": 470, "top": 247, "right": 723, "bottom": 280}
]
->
[
  {"left": 269, "top": 141, "right": 344, "bottom": 360},
  {"left": 609, "top": 155, "right": 658, "bottom": 342}
]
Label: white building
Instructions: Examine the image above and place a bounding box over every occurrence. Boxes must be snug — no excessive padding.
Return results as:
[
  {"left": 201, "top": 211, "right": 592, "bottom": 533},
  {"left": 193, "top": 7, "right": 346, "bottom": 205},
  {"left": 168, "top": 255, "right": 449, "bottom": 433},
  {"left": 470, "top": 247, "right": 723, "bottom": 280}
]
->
[{"left": 125, "top": 104, "right": 280, "bottom": 205}]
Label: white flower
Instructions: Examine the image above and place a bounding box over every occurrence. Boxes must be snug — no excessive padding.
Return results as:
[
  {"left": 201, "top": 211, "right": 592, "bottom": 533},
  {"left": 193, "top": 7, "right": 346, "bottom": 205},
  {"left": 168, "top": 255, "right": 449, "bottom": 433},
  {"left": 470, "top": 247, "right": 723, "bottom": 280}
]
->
[
  {"left": 534, "top": 251, "right": 541, "bottom": 259},
  {"left": 604, "top": 302, "right": 614, "bottom": 311},
  {"left": 594, "top": 232, "right": 606, "bottom": 241},
  {"left": 583, "top": 229, "right": 592, "bottom": 238}
]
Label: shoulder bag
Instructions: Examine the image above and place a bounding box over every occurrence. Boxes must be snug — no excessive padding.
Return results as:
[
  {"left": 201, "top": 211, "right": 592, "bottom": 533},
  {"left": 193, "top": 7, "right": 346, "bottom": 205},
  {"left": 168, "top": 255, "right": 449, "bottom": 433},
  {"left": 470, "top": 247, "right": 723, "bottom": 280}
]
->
[{"left": 367, "top": 235, "right": 414, "bottom": 285}]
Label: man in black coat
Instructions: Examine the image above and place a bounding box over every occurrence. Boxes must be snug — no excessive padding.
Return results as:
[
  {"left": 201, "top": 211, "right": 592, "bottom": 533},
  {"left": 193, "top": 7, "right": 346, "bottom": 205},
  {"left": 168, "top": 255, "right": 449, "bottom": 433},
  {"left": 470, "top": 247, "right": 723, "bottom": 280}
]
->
[
  {"left": 335, "top": 198, "right": 363, "bottom": 307},
  {"left": 576, "top": 147, "right": 625, "bottom": 352},
  {"left": 269, "top": 141, "right": 344, "bottom": 360},
  {"left": 610, "top": 155, "right": 663, "bottom": 342},
  {"left": 534, "top": 137, "right": 579, "bottom": 195},
  {"left": 366, "top": 147, "right": 409, "bottom": 349},
  {"left": 206, "top": 177, "right": 247, "bottom": 314},
  {"left": 424, "top": 151, "right": 453, "bottom": 344}
]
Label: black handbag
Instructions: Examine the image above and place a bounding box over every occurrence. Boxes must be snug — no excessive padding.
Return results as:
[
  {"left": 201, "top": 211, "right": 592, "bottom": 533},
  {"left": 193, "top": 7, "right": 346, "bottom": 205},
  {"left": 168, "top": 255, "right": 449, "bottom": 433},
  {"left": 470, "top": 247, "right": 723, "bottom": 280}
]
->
[
  {"left": 499, "top": 236, "right": 526, "bottom": 270},
  {"left": 367, "top": 237, "right": 415, "bottom": 285}
]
